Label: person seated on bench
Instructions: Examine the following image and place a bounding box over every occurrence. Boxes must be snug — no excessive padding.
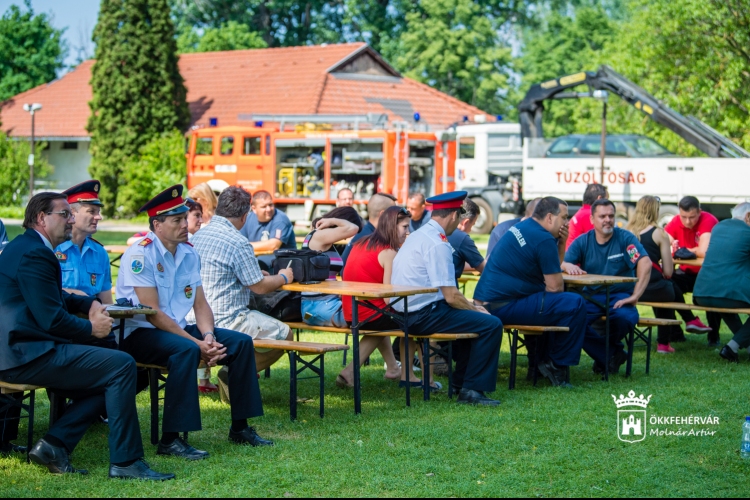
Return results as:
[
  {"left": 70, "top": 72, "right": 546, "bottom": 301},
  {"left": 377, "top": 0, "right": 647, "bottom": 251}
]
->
[
  {"left": 566, "top": 183, "right": 609, "bottom": 250},
  {"left": 190, "top": 186, "right": 295, "bottom": 390},
  {"left": 486, "top": 198, "right": 541, "bottom": 257},
  {"left": 392, "top": 191, "right": 503, "bottom": 406},
  {"left": 448, "top": 198, "right": 485, "bottom": 280},
  {"left": 562, "top": 199, "right": 652, "bottom": 376},
  {"left": 625, "top": 196, "right": 710, "bottom": 354},
  {"left": 475, "top": 196, "right": 587, "bottom": 387},
  {"left": 694, "top": 202, "right": 750, "bottom": 363},
  {"left": 116, "top": 185, "right": 273, "bottom": 460},
  {"left": 301, "top": 207, "right": 362, "bottom": 328},
  {"left": 341, "top": 206, "right": 431, "bottom": 389},
  {"left": 241, "top": 190, "right": 297, "bottom": 271},
  {"left": 0, "top": 192, "right": 173, "bottom": 480},
  {"left": 341, "top": 192, "right": 397, "bottom": 267},
  {"left": 665, "top": 196, "right": 722, "bottom": 345}
]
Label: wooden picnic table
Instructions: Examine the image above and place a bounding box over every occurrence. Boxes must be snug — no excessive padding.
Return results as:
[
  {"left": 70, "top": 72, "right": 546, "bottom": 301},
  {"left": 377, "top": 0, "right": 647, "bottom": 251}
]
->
[
  {"left": 673, "top": 258, "right": 704, "bottom": 267},
  {"left": 281, "top": 280, "right": 436, "bottom": 413},
  {"left": 563, "top": 273, "right": 638, "bottom": 380}
]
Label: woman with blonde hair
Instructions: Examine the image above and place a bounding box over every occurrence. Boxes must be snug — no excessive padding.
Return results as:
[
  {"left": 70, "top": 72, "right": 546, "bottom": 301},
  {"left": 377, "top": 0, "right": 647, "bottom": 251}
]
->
[
  {"left": 626, "top": 195, "right": 711, "bottom": 353},
  {"left": 188, "top": 183, "right": 218, "bottom": 224}
]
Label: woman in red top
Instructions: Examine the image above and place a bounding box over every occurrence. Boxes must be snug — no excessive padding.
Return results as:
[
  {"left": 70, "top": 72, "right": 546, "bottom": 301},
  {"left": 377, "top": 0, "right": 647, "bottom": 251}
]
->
[{"left": 337, "top": 206, "right": 425, "bottom": 388}]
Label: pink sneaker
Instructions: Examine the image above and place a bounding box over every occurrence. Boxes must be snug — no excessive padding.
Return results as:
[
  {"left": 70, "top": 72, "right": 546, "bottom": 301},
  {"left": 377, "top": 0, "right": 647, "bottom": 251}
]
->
[
  {"left": 685, "top": 318, "right": 712, "bottom": 334},
  {"left": 657, "top": 343, "right": 675, "bottom": 354}
]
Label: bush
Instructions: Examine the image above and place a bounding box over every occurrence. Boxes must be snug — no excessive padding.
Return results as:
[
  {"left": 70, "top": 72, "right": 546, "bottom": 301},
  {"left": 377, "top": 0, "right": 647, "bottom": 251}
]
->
[
  {"left": 117, "top": 130, "right": 187, "bottom": 217},
  {"left": 0, "top": 132, "right": 52, "bottom": 206}
]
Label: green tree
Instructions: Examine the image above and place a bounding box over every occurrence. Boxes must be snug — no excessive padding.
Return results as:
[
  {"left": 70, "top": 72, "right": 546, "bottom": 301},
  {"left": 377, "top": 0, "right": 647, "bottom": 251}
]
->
[
  {"left": 0, "top": 0, "right": 67, "bottom": 101},
  {"left": 117, "top": 130, "right": 186, "bottom": 216},
  {"left": 87, "top": 0, "right": 190, "bottom": 215},
  {"left": 395, "top": 0, "right": 514, "bottom": 115},
  {"left": 177, "top": 21, "right": 267, "bottom": 53},
  {"left": 0, "top": 132, "right": 52, "bottom": 206}
]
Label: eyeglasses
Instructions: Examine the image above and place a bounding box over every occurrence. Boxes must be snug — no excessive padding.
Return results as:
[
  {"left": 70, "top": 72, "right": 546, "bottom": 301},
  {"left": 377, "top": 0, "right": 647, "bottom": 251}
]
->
[
  {"left": 47, "top": 210, "right": 72, "bottom": 219},
  {"left": 399, "top": 208, "right": 412, "bottom": 218},
  {"left": 654, "top": 196, "right": 661, "bottom": 203}
]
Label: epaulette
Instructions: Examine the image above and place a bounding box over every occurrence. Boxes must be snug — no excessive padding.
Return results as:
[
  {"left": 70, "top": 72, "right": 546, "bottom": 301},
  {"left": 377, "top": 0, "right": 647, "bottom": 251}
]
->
[
  {"left": 89, "top": 237, "right": 103, "bottom": 247},
  {"left": 182, "top": 241, "right": 194, "bottom": 247},
  {"left": 439, "top": 233, "right": 448, "bottom": 243},
  {"left": 139, "top": 237, "right": 153, "bottom": 247}
]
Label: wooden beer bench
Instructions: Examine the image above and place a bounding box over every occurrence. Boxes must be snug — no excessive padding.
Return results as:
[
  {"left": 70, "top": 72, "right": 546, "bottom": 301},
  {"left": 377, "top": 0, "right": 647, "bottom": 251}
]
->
[
  {"left": 503, "top": 325, "right": 570, "bottom": 390},
  {"left": 0, "top": 381, "right": 41, "bottom": 462}
]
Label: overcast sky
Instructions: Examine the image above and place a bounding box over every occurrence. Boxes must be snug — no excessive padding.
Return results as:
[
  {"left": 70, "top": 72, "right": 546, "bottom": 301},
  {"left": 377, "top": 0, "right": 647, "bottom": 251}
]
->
[{"left": 0, "top": 0, "right": 101, "bottom": 70}]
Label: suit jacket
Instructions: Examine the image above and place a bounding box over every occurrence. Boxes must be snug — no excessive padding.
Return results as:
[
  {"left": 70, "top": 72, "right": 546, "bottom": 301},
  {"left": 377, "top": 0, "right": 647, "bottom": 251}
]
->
[{"left": 0, "top": 229, "right": 96, "bottom": 371}]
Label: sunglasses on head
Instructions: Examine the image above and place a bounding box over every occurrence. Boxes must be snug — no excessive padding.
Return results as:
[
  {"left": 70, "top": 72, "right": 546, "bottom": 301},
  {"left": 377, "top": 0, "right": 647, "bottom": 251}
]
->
[{"left": 399, "top": 207, "right": 412, "bottom": 218}]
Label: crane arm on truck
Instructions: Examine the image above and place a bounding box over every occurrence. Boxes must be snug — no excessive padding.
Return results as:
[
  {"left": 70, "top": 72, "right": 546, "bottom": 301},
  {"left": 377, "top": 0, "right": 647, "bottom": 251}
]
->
[{"left": 518, "top": 65, "right": 750, "bottom": 159}]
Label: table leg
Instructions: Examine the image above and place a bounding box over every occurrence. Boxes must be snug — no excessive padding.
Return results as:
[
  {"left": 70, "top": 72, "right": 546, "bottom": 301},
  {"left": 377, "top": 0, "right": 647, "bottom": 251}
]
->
[
  {"left": 403, "top": 298, "right": 410, "bottom": 407},
  {"left": 604, "top": 286, "right": 610, "bottom": 382},
  {"left": 351, "top": 296, "right": 361, "bottom": 415}
]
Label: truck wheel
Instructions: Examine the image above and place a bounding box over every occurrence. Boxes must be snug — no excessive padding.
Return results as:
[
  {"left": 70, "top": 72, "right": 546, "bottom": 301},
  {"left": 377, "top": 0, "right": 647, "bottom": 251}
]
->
[
  {"left": 471, "top": 197, "right": 494, "bottom": 235},
  {"left": 658, "top": 205, "right": 679, "bottom": 228}
]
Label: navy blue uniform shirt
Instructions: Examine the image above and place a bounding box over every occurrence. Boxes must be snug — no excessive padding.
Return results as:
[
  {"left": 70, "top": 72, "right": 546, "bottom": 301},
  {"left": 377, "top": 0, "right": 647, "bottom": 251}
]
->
[
  {"left": 475, "top": 218, "right": 561, "bottom": 302},
  {"left": 240, "top": 209, "right": 297, "bottom": 249},
  {"left": 448, "top": 229, "right": 484, "bottom": 280},
  {"left": 0, "top": 219, "right": 7, "bottom": 244},
  {"left": 564, "top": 228, "right": 646, "bottom": 295},
  {"left": 341, "top": 221, "right": 375, "bottom": 267},
  {"left": 486, "top": 217, "right": 521, "bottom": 257}
]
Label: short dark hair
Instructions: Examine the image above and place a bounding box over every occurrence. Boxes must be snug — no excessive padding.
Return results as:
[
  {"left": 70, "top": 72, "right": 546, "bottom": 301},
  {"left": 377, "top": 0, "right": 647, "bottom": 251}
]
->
[
  {"left": 533, "top": 196, "right": 567, "bottom": 219},
  {"left": 312, "top": 206, "right": 364, "bottom": 232},
  {"left": 679, "top": 196, "right": 700, "bottom": 212},
  {"left": 24, "top": 192, "right": 66, "bottom": 229},
  {"left": 583, "top": 184, "right": 608, "bottom": 206},
  {"left": 149, "top": 214, "right": 168, "bottom": 232},
  {"left": 460, "top": 198, "right": 480, "bottom": 221},
  {"left": 357, "top": 206, "right": 411, "bottom": 252},
  {"left": 432, "top": 207, "right": 461, "bottom": 219},
  {"left": 186, "top": 199, "right": 203, "bottom": 214},
  {"left": 591, "top": 198, "right": 616, "bottom": 215},
  {"left": 216, "top": 186, "right": 252, "bottom": 219},
  {"left": 252, "top": 190, "right": 273, "bottom": 205},
  {"left": 408, "top": 192, "right": 426, "bottom": 204}
]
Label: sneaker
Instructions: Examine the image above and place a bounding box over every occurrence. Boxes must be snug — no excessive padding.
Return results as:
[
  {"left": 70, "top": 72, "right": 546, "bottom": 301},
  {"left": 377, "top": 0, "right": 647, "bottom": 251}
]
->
[
  {"left": 685, "top": 318, "right": 712, "bottom": 334},
  {"left": 657, "top": 343, "right": 675, "bottom": 354}
]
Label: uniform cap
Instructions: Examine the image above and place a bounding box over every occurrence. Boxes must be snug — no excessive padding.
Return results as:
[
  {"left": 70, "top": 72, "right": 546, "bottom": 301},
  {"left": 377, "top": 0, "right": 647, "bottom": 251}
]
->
[
  {"left": 62, "top": 180, "right": 103, "bottom": 206},
  {"left": 139, "top": 184, "right": 189, "bottom": 217},
  {"left": 426, "top": 191, "right": 468, "bottom": 211}
]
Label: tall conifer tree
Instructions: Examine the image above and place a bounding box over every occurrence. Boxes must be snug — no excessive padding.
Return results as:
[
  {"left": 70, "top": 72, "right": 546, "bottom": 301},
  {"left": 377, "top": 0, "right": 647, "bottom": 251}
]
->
[{"left": 88, "top": 0, "right": 189, "bottom": 213}]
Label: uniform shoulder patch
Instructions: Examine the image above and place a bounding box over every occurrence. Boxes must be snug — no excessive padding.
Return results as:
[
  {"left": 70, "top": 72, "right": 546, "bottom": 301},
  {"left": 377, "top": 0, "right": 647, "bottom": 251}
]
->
[
  {"left": 626, "top": 244, "right": 640, "bottom": 263},
  {"left": 55, "top": 251, "right": 67, "bottom": 261},
  {"left": 183, "top": 241, "right": 194, "bottom": 247},
  {"left": 131, "top": 255, "right": 145, "bottom": 274},
  {"left": 89, "top": 237, "right": 103, "bottom": 247},
  {"left": 139, "top": 238, "right": 153, "bottom": 247},
  {"left": 439, "top": 233, "right": 448, "bottom": 243}
]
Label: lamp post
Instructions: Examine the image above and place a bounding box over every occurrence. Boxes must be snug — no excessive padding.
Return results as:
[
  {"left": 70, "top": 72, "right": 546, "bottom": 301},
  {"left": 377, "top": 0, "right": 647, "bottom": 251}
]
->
[
  {"left": 22, "top": 103, "right": 42, "bottom": 198},
  {"left": 592, "top": 90, "right": 609, "bottom": 185}
]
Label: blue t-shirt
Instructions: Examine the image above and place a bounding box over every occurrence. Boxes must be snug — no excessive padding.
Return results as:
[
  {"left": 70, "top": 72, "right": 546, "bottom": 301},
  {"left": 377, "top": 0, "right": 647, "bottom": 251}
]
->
[
  {"left": 487, "top": 217, "right": 521, "bottom": 257},
  {"left": 341, "top": 221, "right": 375, "bottom": 267},
  {"left": 564, "top": 228, "right": 646, "bottom": 295},
  {"left": 475, "top": 218, "right": 561, "bottom": 302},
  {"left": 240, "top": 209, "right": 297, "bottom": 249},
  {"left": 448, "top": 229, "right": 484, "bottom": 280},
  {"left": 409, "top": 210, "right": 431, "bottom": 233}
]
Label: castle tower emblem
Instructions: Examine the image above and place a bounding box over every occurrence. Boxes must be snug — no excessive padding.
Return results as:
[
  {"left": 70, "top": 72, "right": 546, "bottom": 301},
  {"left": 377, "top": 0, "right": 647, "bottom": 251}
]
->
[{"left": 612, "top": 391, "right": 652, "bottom": 443}]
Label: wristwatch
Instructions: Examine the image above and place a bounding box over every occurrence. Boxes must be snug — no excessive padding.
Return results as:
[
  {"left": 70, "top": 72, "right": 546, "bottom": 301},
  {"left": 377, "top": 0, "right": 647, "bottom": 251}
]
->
[{"left": 203, "top": 331, "right": 215, "bottom": 340}]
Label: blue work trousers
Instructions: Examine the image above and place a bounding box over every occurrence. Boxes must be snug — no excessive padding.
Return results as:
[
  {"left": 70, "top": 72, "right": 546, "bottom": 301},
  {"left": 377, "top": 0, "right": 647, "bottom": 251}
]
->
[
  {"left": 582, "top": 292, "right": 639, "bottom": 364},
  {"left": 488, "top": 292, "right": 588, "bottom": 367}
]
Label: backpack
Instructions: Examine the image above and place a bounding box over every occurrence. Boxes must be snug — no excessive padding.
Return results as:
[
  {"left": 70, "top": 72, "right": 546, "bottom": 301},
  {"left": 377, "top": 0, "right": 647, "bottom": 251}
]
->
[{"left": 272, "top": 248, "right": 331, "bottom": 284}]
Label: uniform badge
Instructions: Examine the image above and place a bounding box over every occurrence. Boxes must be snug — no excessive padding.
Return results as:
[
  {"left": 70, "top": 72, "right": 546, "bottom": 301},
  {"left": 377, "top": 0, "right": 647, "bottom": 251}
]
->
[
  {"left": 626, "top": 244, "right": 640, "bottom": 264},
  {"left": 184, "top": 285, "right": 193, "bottom": 299},
  {"left": 172, "top": 189, "right": 178, "bottom": 198},
  {"left": 91, "top": 274, "right": 97, "bottom": 287},
  {"left": 157, "top": 262, "right": 164, "bottom": 273},
  {"left": 439, "top": 234, "right": 448, "bottom": 243},
  {"left": 55, "top": 251, "right": 67, "bottom": 261},
  {"left": 139, "top": 238, "right": 153, "bottom": 247},
  {"left": 94, "top": 184, "right": 99, "bottom": 192},
  {"left": 131, "top": 257, "right": 144, "bottom": 274}
]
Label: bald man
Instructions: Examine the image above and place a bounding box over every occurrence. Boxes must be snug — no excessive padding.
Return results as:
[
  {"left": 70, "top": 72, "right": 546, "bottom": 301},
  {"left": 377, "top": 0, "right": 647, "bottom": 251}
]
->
[{"left": 341, "top": 192, "right": 397, "bottom": 267}]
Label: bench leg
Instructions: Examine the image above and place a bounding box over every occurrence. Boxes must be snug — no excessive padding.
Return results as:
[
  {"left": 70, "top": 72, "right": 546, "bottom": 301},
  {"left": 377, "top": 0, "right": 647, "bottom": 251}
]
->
[
  {"left": 626, "top": 328, "right": 635, "bottom": 378},
  {"left": 289, "top": 352, "right": 298, "bottom": 421},
  {"left": 447, "top": 342, "right": 454, "bottom": 399},
  {"left": 422, "top": 339, "right": 430, "bottom": 402},
  {"left": 509, "top": 330, "right": 518, "bottom": 390},
  {"left": 319, "top": 355, "right": 325, "bottom": 419},
  {"left": 27, "top": 391, "right": 35, "bottom": 463},
  {"left": 264, "top": 367, "right": 271, "bottom": 379},
  {"left": 531, "top": 337, "right": 540, "bottom": 387},
  {"left": 342, "top": 334, "right": 349, "bottom": 367},
  {"left": 148, "top": 368, "right": 160, "bottom": 446},
  {"left": 645, "top": 327, "right": 652, "bottom": 375}
]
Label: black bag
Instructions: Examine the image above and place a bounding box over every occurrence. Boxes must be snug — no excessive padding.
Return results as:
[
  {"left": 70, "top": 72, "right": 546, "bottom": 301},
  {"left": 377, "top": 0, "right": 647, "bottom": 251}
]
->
[
  {"left": 250, "top": 290, "right": 302, "bottom": 322},
  {"left": 674, "top": 247, "right": 698, "bottom": 260},
  {"left": 272, "top": 248, "right": 330, "bottom": 283}
]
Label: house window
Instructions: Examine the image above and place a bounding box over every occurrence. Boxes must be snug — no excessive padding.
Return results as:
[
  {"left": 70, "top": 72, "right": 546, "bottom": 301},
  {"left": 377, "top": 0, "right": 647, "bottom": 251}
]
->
[{"left": 62, "top": 142, "right": 78, "bottom": 150}]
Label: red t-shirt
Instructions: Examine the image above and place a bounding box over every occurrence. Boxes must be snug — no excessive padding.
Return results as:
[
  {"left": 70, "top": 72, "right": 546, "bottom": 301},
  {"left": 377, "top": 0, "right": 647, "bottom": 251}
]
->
[
  {"left": 566, "top": 204, "right": 593, "bottom": 250},
  {"left": 342, "top": 242, "right": 388, "bottom": 323},
  {"left": 665, "top": 211, "right": 718, "bottom": 274}
]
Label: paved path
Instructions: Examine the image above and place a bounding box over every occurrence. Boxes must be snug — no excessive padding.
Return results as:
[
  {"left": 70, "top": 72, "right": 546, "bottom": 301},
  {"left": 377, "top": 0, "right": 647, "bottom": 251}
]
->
[{"left": 1, "top": 218, "right": 147, "bottom": 233}]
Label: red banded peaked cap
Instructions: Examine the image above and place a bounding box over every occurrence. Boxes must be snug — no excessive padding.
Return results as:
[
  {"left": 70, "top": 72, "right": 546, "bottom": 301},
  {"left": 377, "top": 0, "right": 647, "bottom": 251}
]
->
[
  {"left": 62, "top": 180, "right": 103, "bottom": 206},
  {"left": 426, "top": 191, "right": 468, "bottom": 210},
  {"left": 139, "top": 184, "right": 189, "bottom": 217}
]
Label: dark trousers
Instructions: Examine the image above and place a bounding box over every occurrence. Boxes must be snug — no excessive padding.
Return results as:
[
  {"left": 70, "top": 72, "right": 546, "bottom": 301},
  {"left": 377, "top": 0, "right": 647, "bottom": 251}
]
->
[
  {"left": 694, "top": 297, "right": 746, "bottom": 346},
  {"left": 582, "top": 293, "right": 639, "bottom": 365},
  {"left": 0, "top": 394, "right": 22, "bottom": 443},
  {"left": 0, "top": 345, "right": 143, "bottom": 463},
  {"left": 640, "top": 279, "right": 695, "bottom": 344},
  {"left": 672, "top": 271, "right": 721, "bottom": 343},
  {"left": 121, "top": 325, "right": 263, "bottom": 434},
  {"left": 488, "top": 292, "right": 588, "bottom": 367},
  {"left": 397, "top": 300, "right": 502, "bottom": 393}
]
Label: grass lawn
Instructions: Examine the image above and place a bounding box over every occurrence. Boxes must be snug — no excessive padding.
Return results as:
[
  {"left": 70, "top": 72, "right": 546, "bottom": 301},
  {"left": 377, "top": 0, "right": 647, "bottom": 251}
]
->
[{"left": 1, "top": 230, "right": 748, "bottom": 496}]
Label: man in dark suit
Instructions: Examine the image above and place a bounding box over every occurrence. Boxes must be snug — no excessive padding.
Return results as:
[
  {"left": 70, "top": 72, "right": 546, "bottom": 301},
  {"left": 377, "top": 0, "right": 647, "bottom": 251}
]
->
[{"left": 0, "top": 192, "right": 174, "bottom": 480}]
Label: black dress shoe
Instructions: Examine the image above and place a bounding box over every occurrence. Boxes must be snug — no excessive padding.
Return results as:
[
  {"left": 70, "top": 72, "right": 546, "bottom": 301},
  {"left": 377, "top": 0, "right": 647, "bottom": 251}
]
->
[
  {"left": 456, "top": 388, "right": 501, "bottom": 407},
  {"left": 229, "top": 427, "right": 274, "bottom": 447},
  {"left": 609, "top": 350, "right": 629, "bottom": 374},
  {"left": 156, "top": 437, "right": 209, "bottom": 461},
  {"left": 28, "top": 439, "right": 88, "bottom": 475},
  {"left": 109, "top": 459, "right": 175, "bottom": 481},
  {"left": 0, "top": 442, "right": 27, "bottom": 456},
  {"left": 538, "top": 361, "right": 573, "bottom": 388},
  {"left": 720, "top": 345, "right": 739, "bottom": 363}
]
